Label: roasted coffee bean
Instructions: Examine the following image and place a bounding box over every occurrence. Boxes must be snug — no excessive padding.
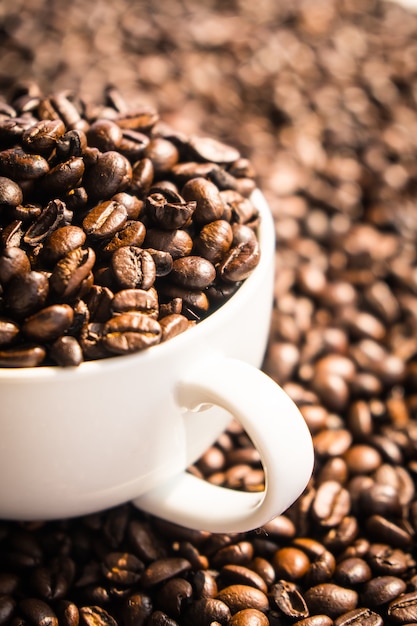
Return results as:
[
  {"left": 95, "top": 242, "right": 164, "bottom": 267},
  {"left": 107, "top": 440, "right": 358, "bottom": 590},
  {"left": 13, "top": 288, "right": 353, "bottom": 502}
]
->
[
  {"left": 101, "top": 221, "right": 146, "bottom": 254},
  {"left": 216, "top": 585, "right": 269, "bottom": 614},
  {"left": 333, "top": 608, "right": 383, "bottom": 626},
  {"left": 0, "top": 176, "right": 23, "bottom": 207},
  {"left": 119, "top": 129, "right": 150, "bottom": 161},
  {"left": 146, "top": 193, "right": 196, "bottom": 230},
  {"left": 311, "top": 481, "right": 351, "bottom": 528},
  {"left": 272, "top": 547, "right": 310, "bottom": 581},
  {"left": 111, "top": 247, "right": 156, "bottom": 289},
  {"left": 365, "top": 515, "right": 413, "bottom": 549},
  {"left": 6, "top": 270, "right": 49, "bottom": 318},
  {"left": 304, "top": 584, "right": 358, "bottom": 619},
  {"left": 0, "top": 343, "right": 46, "bottom": 367},
  {"left": 141, "top": 558, "right": 192, "bottom": 588},
  {"left": 229, "top": 608, "right": 269, "bottom": 626},
  {"left": 111, "top": 288, "right": 159, "bottom": 318},
  {"left": 49, "top": 335, "right": 84, "bottom": 367},
  {"left": 387, "top": 591, "right": 417, "bottom": 624},
  {"left": 170, "top": 256, "right": 216, "bottom": 290},
  {"left": 218, "top": 239, "right": 260, "bottom": 283},
  {"left": 83, "top": 200, "right": 128, "bottom": 239},
  {"left": 102, "top": 552, "right": 144, "bottom": 586},
  {"left": 144, "top": 229, "right": 193, "bottom": 260},
  {"left": 22, "top": 304, "right": 74, "bottom": 343},
  {"left": 130, "top": 158, "right": 154, "bottom": 197},
  {"left": 292, "top": 618, "right": 333, "bottom": 626},
  {"left": 0, "top": 595, "right": 15, "bottom": 625},
  {"left": 86, "top": 119, "right": 123, "bottom": 152},
  {"left": 84, "top": 151, "right": 132, "bottom": 200},
  {"left": 43, "top": 225, "right": 87, "bottom": 264},
  {"left": 219, "top": 565, "right": 267, "bottom": 594},
  {"left": 334, "top": 558, "right": 372, "bottom": 586},
  {"left": 159, "top": 314, "right": 192, "bottom": 342},
  {"left": 0, "top": 318, "right": 20, "bottom": 346},
  {"left": 360, "top": 575, "right": 407, "bottom": 607},
  {"left": 102, "top": 313, "right": 161, "bottom": 354},
  {"left": 145, "top": 138, "right": 179, "bottom": 175},
  {"left": 40, "top": 157, "right": 85, "bottom": 195},
  {"left": 193, "top": 220, "right": 233, "bottom": 264},
  {"left": 122, "top": 592, "right": 153, "bottom": 626},
  {"left": 21, "top": 119, "right": 66, "bottom": 155},
  {"left": 270, "top": 580, "right": 308, "bottom": 619},
  {"left": 155, "top": 577, "right": 193, "bottom": 617},
  {"left": 0, "top": 147, "right": 49, "bottom": 180},
  {"left": 182, "top": 597, "right": 231, "bottom": 626},
  {"left": 24, "top": 199, "right": 69, "bottom": 245},
  {"left": 50, "top": 247, "right": 96, "bottom": 298},
  {"left": 182, "top": 177, "right": 225, "bottom": 225},
  {"left": 19, "top": 598, "right": 58, "bottom": 626},
  {"left": 366, "top": 544, "right": 409, "bottom": 576},
  {"left": 79, "top": 606, "right": 117, "bottom": 626}
]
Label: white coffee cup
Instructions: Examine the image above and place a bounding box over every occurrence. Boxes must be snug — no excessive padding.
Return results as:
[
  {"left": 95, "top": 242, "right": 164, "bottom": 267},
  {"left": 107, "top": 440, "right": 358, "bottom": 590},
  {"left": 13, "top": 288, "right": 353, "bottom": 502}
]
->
[{"left": 0, "top": 190, "right": 313, "bottom": 533}]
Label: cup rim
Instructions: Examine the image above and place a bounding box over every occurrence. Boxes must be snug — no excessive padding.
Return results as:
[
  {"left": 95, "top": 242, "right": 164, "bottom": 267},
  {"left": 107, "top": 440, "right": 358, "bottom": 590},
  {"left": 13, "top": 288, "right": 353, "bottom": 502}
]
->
[{"left": 0, "top": 189, "right": 275, "bottom": 381}]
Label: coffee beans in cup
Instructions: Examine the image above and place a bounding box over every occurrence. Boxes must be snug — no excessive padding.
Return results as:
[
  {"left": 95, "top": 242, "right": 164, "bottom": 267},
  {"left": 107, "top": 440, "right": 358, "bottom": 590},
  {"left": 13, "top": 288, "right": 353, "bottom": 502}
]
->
[{"left": 0, "top": 90, "right": 261, "bottom": 367}]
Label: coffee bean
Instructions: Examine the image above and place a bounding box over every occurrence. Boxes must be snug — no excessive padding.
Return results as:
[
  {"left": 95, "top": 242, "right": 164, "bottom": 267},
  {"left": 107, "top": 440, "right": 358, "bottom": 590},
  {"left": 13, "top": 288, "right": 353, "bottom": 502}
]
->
[
  {"left": 22, "top": 304, "right": 74, "bottom": 342},
  {"left": 102, "top": 313, "right": 161, "bottom": 354},
  {"left": 216, "top": 585, "right": 269, "bottom": 614},
  {"left": 19, "top": 598, "right": 58, "bottom": 626},
  {"left": 6, "top": 270, "right": 49, "bottom": 318},
  {"left": 0, "top": 147, "right": 49, "bottom": 180},
  {"left": 387, "top": 591, "right": 417, "bottom": 624},
  {"left": 111, "top": 247, "right": 156, "bottom": 290},
  {"left": 270, "top": 580, "right": 308, "bottom": 619},
  {"left": 229, "top": 608, "right": 269, "bottom": 626},
  {"left": 122, "top": 592, "right": 153, "bottom": 626},
  {"left": 79, "top": 606, "right": 117, "bottom": 626},
  {"left": 304, "top": 584, "right": 358, "bottom": 619},
  {"left": 83, "top": 200, "right": 127, "bottom": 239},
  {"left": 360, "top": 575, "right": 407, "bottom": 607},
  {"left": 170, "top": 256, "right": 216, "bottom": 290},
  {"left": 333, "top": 607, "right": 384, "bottom": 626},
  {"left": 272, "top": 547, "right": 310, "bottom": 581},
  {"left": 141, "top": 558, "right": 192, "bottom": 588},
  {"left": 84, "top": 151, "right": 132, "bottom": 200},
  {"left": 182, "top": 597, "right": 231, "bottom": 626},
  {"left": 155, "top": 577, "right": 193, "bottom": 617},
  {"left": 102, "top": 552, "right": 144, "bottom": 586},
  {"left": 311, "top": 481, "right": 351, "bottom": 528}
]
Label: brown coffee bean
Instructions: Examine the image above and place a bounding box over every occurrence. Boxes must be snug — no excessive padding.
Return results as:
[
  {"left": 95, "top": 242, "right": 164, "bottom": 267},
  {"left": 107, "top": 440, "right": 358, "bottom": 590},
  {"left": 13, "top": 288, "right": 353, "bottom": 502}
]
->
[
  {"left": 49, "top": 335, "right": 84, "bottom": 367},
  {"left": 193, "top": 220, "right": 233, "bottom": 264},
  {"left": 0, "top": 247, "right": 30, "bottom": 283},
  {"left": 334, "top": 558, "right": 372, "bottom": 586},
  {"left": 102, "top": 313, "right": 161, "bottom": 354},
  {"left": 361, "top": 575, "right": 407, "bottom": 607},
  {"left": 365, "top": 515, "right": 413, "bottom": 549},
  {"left": 111, "top": 288, "right": 158, "bottom": 317},
  {"left": 0, "top": 176, "right": 23, "bottom": 207},
  {"left": 0, "top": 147, "right": 50, "bottom": 180},
  {"left": 43, "top": 226, "right": 87, "bottom": 264},
  {"left": 343, "top": 445, "right": 382, "bottom": 475},
  {"left": 50, "top": 247, "right": 96, "bottom": 298},
  {"left": 292, "top": 618, "right": 333, "bottom": 626},
  {"left": 41, "top": 156, "right": 85, "bottom": 195},
  {"left": 366, "top": 544, "right": 409, "bottom": 576},
  {"left": 102, "top": 552, "right": 144, "bottom": 586},
  {"left": 272, "top": 547, "right": 310, "bottom": 581},
  {"left": 312, "top": 481, "right": 351, "bottom": 528},
  {"left": 79, "top": 606, "right": 117, "bottom": 626},
  {"left": 22, "top": 304, "right": 74, "bottom": 342},
  {"left": 141, "top": 558, "right": 192, "bottom": 588},
  {"left": 387, "top": 590, "right": 417, "bottom": 624},
  {"left": 84, "top": 151, "right": 132, "bottom": 200},
  {"left": 270, "top": 580, "right": 309, "bottom": 620},
  {"left": 0, "top": 595, "right": 15, "bottom": 625},
  {"left": 218, "top": 238, "right": 260, "bottom": 283},
  {"left": 229, "top": 608, "right": 269, "bottom": 626},
  {"left": 216, "top": 585, "right": 269, "bottom": 614},
  {"left": 111, "top": 247, "right": 156, "bottom": 290},
  {"left": 146, "top": 193, "right": 196, "bottom": 230},
  {"left": 0, "top": 343, "right": 46, "bottom": 367},
  {"left": 219, "top": 566, "right": 267, "bottom": 594},
  {"left": 6, "top": 270, "right": 49, "bottom": 318},
  {"left": 19, "top": 598, "right": 58, "bottom": 626},
  {"left": 156, "top": 578, "right": 193, "bottom": 618},
  {"left": 182, "top": 177, "right": 225, "bottom": 225},
  {"left": 83, "top": 200, "right": 127, "bottom": 239},
  {"left": 170, "top": 256, "right": 216, "bottom": 290},
  {"left": 145, "top": 138, "right": 179, "bottom": 175},
  {"left": 182, "top": 597, "right": 231, "bottom": 626},
  {"left": 304, "top": 584, "right": 358, "bottom": 619},
  {"left": 333, "top": 608, "right": 384, "bottom": 626},
  {"left": 23, "top": 198, "right": 69, "bottom": 245},
  {"left": 159, "top": 314, "right": 192, "bottom": 342}
]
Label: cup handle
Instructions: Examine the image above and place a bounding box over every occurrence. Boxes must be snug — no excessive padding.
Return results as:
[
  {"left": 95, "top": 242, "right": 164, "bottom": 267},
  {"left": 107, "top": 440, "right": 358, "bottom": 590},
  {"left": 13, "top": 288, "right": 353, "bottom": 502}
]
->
[{"left": 133, "top": 357, "right": 314, "bottom": 533}]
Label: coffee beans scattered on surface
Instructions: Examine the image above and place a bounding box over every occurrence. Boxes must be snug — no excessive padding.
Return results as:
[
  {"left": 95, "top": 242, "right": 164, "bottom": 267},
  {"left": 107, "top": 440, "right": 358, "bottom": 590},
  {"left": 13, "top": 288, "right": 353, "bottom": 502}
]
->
[
  {"left": 2, "top": 0, "right": 417, "bottom": 624},
  {"left": 0, "top": 91, "right": 261, "bottom": 367}
]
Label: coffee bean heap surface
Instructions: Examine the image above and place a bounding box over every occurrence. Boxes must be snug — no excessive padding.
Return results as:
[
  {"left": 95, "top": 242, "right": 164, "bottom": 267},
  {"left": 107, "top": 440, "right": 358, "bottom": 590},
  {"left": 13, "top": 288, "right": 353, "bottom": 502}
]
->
[
  {"left": 0, "top": 91, "right": 260, "bottom": 367},
  {"left": 2, "top": 0, "right": 417, "bottom": 625}
]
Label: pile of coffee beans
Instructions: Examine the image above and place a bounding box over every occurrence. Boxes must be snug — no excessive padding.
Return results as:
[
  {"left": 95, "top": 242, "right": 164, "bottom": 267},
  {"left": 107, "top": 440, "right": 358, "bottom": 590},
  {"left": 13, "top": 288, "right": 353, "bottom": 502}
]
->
[
  {"left": 1, "top": 0, "right": 417, "bottom": 624},
  {"left": 0, "top": 89, "right": 260, "bottom": 367}
]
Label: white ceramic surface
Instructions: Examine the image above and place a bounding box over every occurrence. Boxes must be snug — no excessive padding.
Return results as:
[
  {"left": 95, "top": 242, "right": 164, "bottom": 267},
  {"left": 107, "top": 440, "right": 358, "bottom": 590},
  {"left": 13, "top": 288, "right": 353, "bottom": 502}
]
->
[{"left": 0, "top": 190, "right": 314, "bottom": 533}]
